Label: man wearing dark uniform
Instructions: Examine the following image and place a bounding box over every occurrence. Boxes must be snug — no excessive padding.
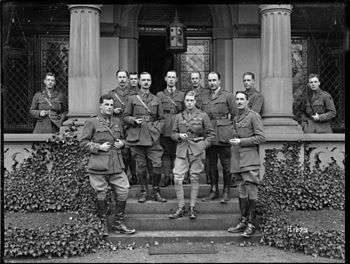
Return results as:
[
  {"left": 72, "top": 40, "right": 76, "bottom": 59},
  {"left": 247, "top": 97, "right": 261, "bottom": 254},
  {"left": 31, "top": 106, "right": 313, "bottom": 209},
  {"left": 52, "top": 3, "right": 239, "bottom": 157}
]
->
[
  {"left": 228, "top": 91, "right": 265, "bottom": 237},
  {"left": 80, "top": 94, "right": 136, "bottom": 236},
  {"left": 124, "top": 72, "right": 167, "bottom": 203},
  {"left": 300, "top": 74, "right": 336, "bottom": 133},
  {"left": 242, "top": 72, "right": 264, "bottom": 115},
  {"left": 157, "top": 70, "right": 185, "bottom": 187},
  {"left": 129, "top": 72, "right": 140, "bottom": 95},
  {"left": 108, "top": 70, "right": 138, "bottom": 185},
  {"left": 30, "top": 72, "right": 67, "bottom": 133},
  {"left": 169, "top": 91, "right": 215, "bottom": 219},
  {"left": 187, "top": 71, "right": 210, "bottom": 110},
  {"left": 201, "top": 72, "right": 237, "bottom": 203}
]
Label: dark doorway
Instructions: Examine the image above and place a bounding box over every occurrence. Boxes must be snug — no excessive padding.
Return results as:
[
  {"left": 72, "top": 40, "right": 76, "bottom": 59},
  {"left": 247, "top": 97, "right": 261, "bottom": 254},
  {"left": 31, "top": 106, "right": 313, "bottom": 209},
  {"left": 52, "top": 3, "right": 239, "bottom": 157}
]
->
[{"left": 138, "top": 36, "right": 174, "bottom": 94}]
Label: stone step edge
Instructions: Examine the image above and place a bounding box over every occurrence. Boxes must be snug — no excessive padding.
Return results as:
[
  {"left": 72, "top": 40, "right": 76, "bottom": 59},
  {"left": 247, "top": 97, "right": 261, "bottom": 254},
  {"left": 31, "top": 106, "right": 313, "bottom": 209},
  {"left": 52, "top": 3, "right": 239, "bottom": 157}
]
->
[{"left": 122, "top": 213, "right": 237, "bottom": 218}]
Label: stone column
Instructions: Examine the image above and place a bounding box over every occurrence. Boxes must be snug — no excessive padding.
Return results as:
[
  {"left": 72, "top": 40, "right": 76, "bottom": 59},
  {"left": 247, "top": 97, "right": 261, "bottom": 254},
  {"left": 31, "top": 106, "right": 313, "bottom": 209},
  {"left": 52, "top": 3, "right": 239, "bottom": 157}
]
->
[
  {"left": 66, "top": 5, "right": 102, "bottom": 123},
  {"left": 259, "top": 5, "right": 302, "bottom": 134},
  {"left": 117, "top": 25, "right": 138, "bottom": 72}
]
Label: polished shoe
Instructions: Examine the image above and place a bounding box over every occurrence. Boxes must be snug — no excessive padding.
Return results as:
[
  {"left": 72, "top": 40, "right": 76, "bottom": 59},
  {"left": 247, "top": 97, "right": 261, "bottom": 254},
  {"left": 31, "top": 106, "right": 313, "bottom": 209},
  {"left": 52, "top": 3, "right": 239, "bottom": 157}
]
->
[
  {"left": 112, "top": 201, "right": 136, "bottom": 234},
  {"left": 202, "top": 191, "right": 219, "bottom": 201},
  {"left": 241, "top": 223, "right": 256, "bottom": 237},
  {"left": 154, "top": 191, "right": 167, "bottom": 202},
  {"left": 189, "top": 206, "right": 197, "bottom": 220},
  {"left": 168, "top": 207, "right": 185, "bottom": 219},
  {"left": 227, "top": 218, "right": 247, "bottom": 233},
  {"left": 138, "top": 191, "right": 147, "bottom": 203},
  {"left": 113, "top": 220, "right": 136, "bottom": 234}
]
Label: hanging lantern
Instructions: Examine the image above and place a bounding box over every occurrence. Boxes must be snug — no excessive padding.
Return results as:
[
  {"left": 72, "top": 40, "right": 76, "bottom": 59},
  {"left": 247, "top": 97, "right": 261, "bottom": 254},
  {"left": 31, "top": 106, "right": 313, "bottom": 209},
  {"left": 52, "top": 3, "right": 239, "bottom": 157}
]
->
[{"left": 166, "top": 10, "right": 187, "bottom": 52}]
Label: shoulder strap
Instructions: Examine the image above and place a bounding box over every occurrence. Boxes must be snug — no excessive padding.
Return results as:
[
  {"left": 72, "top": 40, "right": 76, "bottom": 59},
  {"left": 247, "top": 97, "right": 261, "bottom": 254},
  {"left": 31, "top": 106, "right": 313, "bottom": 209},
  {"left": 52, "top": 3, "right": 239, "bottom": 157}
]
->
[
  {"left": 113, "top": 91, "right": 125, "bottom": 106},
  {"left": 136, "top": 95, "right": 152, "bottom": 113}
]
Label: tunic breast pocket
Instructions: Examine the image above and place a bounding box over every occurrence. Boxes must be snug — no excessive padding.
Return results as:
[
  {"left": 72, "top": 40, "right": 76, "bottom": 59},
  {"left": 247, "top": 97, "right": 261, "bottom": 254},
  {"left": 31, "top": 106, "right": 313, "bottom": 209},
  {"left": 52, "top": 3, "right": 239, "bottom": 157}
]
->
[
  {"left": 178, "top": 121, "right": 188, "bottom": 133},
  {"left": 312, "top": 100, "right": 326, "bottom": 114},
  {"left": 190, "top": 120, "right": 203, "bottom": 135},
  {"left": 94, "top": 128, "right": 112, "bottom": 143},
  {"left": 237, "top": 121, "right": 252, "bottom": 138}
]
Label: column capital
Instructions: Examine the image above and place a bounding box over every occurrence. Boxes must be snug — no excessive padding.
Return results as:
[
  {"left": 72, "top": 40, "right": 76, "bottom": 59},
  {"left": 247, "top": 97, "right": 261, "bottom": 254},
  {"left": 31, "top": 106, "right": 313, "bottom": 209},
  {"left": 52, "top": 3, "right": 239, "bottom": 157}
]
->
[
  {"left": 68, "top": 4, "right": 102, "bottom": 13},
  {"left": 259, "top": 4, "right": 292, "bottom": 15}
]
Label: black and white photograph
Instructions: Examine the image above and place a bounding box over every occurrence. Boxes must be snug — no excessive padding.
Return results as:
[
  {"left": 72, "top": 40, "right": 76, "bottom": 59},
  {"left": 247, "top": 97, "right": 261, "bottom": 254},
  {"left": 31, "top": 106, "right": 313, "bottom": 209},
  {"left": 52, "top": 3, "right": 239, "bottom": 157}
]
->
[{"left": 2, "top": 1, "right": 347, "bottom": 263}]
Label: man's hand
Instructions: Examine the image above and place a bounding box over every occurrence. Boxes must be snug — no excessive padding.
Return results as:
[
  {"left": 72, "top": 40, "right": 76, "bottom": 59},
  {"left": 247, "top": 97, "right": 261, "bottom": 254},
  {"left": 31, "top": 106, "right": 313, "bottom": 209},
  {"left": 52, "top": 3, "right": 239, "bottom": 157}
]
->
[
  {"left": 229, "top": 138, "right": 241, "bottom": 145},
  {"left": 40, "top": 110, "right": 48, "bottom": 117},
  {"left": 114, "top": 139, "right": 124, "bottom": 149},
  {"left": 99, "top": 142, "right": 111, "bottom": 151},
  {"left": 114, "top": 108, "right": 122, "bottom": 114},
  {"left": 134, "top": 118, "right": 143, "bottom": 125},
  {"left": 312, "top": 112, "right": 320, "bottom": 121},
  {"left": 179, "top": 133, "right": 188, "bottom": 141}
]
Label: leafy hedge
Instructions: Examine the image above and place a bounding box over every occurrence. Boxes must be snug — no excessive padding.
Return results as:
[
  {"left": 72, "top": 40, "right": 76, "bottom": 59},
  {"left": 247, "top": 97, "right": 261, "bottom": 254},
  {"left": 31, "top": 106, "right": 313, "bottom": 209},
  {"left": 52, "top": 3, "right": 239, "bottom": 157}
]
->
[
  {"left": 4, "top": 123, "right": 115, "bottom": 258},
  {"left": 257, "top": 142, "right": 345, "bottom": 259}
]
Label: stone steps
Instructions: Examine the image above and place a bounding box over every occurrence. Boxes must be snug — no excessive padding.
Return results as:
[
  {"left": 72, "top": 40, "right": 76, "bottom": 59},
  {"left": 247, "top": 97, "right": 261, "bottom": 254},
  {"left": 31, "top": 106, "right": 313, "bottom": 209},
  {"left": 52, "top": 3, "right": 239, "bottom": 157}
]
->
[
  {"left": 127, "top": 184, "right": 238, "bottom": 199},
  {"left": 108, "top": 212, "right": 238, "bottom": 231},
  {"left": 107, "top": 230, "right": 261, "bottom": 245},
  {"left": 124, "top": 199, "right": 239, "bottom": 214}
]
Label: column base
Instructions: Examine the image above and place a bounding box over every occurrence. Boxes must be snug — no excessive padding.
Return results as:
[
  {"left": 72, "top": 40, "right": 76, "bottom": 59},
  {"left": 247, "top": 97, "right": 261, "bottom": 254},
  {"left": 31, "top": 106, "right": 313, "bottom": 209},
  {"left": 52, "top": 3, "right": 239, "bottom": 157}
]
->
[{"left": 262, "top": 117, "right": 303, "bottom": 134}]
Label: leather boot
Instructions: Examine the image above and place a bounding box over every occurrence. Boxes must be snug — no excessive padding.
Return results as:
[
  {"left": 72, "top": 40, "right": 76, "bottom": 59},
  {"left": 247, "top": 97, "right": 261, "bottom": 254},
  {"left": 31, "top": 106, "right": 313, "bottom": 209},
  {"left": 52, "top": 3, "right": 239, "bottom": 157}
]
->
[
  {"left": 220, "top": 186, "right": 230, "bottom": 203},
  {"left": 153, "top": 187, "right": 167, "bottom": 202},
  {"left": 152, "top": 173, "right": 167, "bottom": 202},
  {"left": 203, "top": 184, "right": 219, "bottom": 201},
  {"left": 112, "top": 201, "right": 136, "bottom": 234},
  {"left": 241, "top": 199, "right": 257, "bottom": 237},
  {"left": 138, "top": 190, "right": 147, "bottom": 203},
  {"left": 168, "top": 206, "right": 185, "bottom": 219},
  {"left": 96, "top": 200, "right": 109, "bottom": 237},
  {"left": 227, "top": 198, "right": 249, "bottom": 233},
  {"left": 189, "top": 206, "right": 197, "bottom": 220},
  {"left": 138, "top": 172, "right": 148, "bottom": 203}
]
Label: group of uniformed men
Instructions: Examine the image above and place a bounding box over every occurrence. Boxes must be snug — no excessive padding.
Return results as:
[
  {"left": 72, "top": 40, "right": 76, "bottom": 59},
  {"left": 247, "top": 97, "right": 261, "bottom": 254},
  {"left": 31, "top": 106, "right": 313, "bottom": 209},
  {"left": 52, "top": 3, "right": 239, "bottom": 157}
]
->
[
  {"left": 29, "top": 69, "right": 337, "bottom": 239},
  {"left": 79, "top": 69, "right": 267, "bottom": 238}
]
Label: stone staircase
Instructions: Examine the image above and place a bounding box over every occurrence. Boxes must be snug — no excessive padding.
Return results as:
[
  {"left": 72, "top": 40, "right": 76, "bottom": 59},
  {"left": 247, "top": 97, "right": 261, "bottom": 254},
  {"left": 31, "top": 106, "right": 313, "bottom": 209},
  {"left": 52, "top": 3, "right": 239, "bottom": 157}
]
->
[{"left": 107, "top": 184, "right": 261, "bottom": 245}]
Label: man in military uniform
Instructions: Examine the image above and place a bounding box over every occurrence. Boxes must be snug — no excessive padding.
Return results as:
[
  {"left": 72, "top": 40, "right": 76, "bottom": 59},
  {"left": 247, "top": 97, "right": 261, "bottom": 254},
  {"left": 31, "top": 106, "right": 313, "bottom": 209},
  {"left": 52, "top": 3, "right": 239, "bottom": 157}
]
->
[
  {"left": 157, "top": 70, "right": 185, "bottom": 187},
  {"left": 300, "top": 74, "right": 336, "bottom": 133},
  {"left": 242, "top": 72, "right": 264, "bottom": 115},
  {"left": 187, "top": 71, "right": 210, "bottom": 110},
  {"left": 228, "top": 91, "right": 265, "bottom": 237},
  {"left": 187, "top": 71, "right": 211, "bottom": 184},
  {"left": 169, "top": 91, "right": 215, "bottom": 219},
  {"left": 80, "top": 94, "right": 136, "bottom": 236},
  {"left": 108, "top": 70, "right": 138, "bottom": 185},
  {"left": 201, "top": 72, "right": 237, "bottom": 203},
  {"left": 30, "top": 72, "right": 67, "bottom": 133},
  {"left": 124, "top": 72, "right": 167, "bottom": 203},
  {"left": 129, "top": 72, "right": 140, "bottom": 94}
]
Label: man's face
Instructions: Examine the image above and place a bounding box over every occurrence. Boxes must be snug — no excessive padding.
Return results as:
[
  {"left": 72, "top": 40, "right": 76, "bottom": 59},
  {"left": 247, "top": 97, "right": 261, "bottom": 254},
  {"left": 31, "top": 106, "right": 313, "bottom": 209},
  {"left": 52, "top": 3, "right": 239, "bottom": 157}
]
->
[
  {"left": 117, "top": 71, "right": 128, "bottom": 88},
  {"left": 308, "top": 77, "right": 320, "bottom": 91},
  {"left": 165, "top": 71, "right": 177, "bottom": 87},
  {"left": 235, "top": 92, "right": 248, "bottom": 110},
  {"left": 44, "top": 75, "right": 56, "bottom": 89},
  {"left": 129, "top": 74, "right": 139, "bottom": 87},
  {"left": 139, "top": 73, "right": 152, "bottom": 89},
  {"left": 243, "top": 74, "right": 255, "bottom": 90},
  {"left": 190, "top": 73, "right": 201, "bottom": 88},
  {"left": 184, "top": 95, "right": 196, "bottom": 110},
  {"left": 100, "top": 99, "right": 114, "bottom": 116},
  {"left": 208, "top": 73, "right": 220, "bottom": 90}
]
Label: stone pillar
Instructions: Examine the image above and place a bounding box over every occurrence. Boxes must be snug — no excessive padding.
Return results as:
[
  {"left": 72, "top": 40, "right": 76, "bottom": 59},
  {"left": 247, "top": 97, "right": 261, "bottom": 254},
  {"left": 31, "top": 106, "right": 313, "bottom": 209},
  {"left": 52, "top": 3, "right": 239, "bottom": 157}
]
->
[
  {"left": 259, "top": 5, "right": 302, "bottom": 134},
  {"left": 213, "top": 27, "right": 234, "bottom": 93},
  {"left": 66, "top": 5, "right": 102, "bottom": 122},
  {"left": 117, "top": 25, "right": 138, "bottom": 72}
]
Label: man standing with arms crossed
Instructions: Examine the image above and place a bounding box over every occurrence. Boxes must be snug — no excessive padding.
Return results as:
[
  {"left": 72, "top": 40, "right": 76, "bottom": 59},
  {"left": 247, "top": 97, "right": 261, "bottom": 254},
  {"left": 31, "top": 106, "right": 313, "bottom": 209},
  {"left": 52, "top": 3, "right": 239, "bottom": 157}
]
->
[
  {"left": 169, "top": 91, "right": 215, "bottom": 219},
  {"left": 157, "top": 70, "right": 185, "bottom": 187},
  {"left": 124, "top": 72, "right": 167, "bottom": 203},
  {"left": 201, "top": 72, "right": 237, "bottom": 203},
  {"left": 108, "top": 70, "right": 138, "bottom": 185},
  {"left": 80, "top": 94, "right": 136, "bottom": 236},
  {"left": 228, "top": 91, "right": 265, "bottom": 237}
]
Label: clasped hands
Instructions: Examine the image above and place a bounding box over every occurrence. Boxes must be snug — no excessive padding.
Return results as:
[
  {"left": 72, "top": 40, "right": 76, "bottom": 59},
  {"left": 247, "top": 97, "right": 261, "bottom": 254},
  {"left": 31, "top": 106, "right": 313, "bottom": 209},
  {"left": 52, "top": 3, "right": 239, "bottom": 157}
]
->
[
  {"left": 229, "top": 137, "right": 241, "bottom": 145},
  {"left": 311, "top": 112, "right": 320, "bottom": 121},
  {"left": 99, "top": 140, "right": 124, "bottom": 151}
]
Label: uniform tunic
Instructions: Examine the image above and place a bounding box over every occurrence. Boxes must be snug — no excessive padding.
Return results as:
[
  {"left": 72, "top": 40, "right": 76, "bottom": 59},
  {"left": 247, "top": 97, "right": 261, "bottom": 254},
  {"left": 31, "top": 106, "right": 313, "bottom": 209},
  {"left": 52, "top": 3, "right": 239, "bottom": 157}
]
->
[
  {"left": 108, "top": 86, "right": 138, "bottom": 118},
  {"left": 124, "top": 91, "right": 164, "bottom": 146},
  {"left": 30, "top": 89, "right": 67, "bottom": 133},
  {"left": 79, "top": 114, "right": 125, "bottom": 175},
  {"left": 231, "top": 108, "right": 266, "bottom": 174},
  {"left": 186, "top": 85, "right": 211, "bottom": 110},
  {"left": 301, "top": 89, "right": 336, "bottom": 133},
  {"left": 201, "top": 88, "right": 237, "bottom": 146},
  {"left": 246, "top": 87, "right": 264, "bottom": 115}
]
